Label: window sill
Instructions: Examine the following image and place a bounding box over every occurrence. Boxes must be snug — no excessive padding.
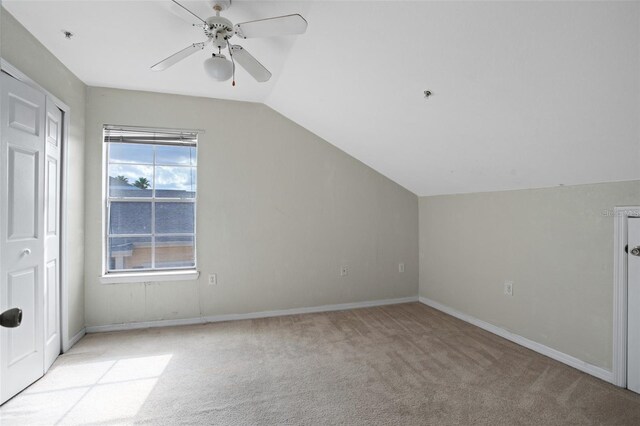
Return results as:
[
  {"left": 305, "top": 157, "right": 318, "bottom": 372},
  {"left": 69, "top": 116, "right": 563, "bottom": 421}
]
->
[{"left": 100, "top": 270, "right": 199, "bottom": 284}]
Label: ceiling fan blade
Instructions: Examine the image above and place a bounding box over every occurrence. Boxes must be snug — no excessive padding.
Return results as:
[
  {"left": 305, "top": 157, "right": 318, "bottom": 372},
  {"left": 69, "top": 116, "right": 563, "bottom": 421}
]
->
[
  {"left": 230, "top": 45, "right": 272, "bottom": 82},
  {"left": 151, "top": 41, "right": 209, "bottom": 71},
  {"left": 234, "top": 14, "right": 308, "bottom": 39},
  {"left": 169, "top": 0, "right": 206, "bottom": 24}
]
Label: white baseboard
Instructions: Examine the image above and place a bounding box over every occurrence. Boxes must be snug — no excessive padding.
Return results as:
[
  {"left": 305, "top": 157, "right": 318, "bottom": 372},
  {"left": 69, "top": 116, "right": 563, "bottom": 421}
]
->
[
  {"left": 63, "top": 327, "right": 86, "bottom": 352},
  {"left": 85, "top": 296, "right": 419, "bottom": 333},
  {"left": 419, "top": 296, "right": 614, "bottom": 384}
]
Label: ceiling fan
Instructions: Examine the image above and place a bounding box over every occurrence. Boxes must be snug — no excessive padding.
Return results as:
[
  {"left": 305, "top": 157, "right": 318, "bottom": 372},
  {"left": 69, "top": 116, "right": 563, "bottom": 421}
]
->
[{"left": 152, "top": 0, "right": 308, "bottom": 85}]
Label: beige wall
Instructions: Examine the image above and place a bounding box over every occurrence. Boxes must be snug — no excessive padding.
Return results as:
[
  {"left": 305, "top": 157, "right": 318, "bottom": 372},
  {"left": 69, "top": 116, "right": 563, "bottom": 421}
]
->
[
  {"left": 419, "top": 181, "right": 640, "bottom": 370},
  {"left": 1, "top": 9, "right": 86, "bottom": 340},
  {"left": 84, "top": 87, "right": 418, "bottom": 327}
]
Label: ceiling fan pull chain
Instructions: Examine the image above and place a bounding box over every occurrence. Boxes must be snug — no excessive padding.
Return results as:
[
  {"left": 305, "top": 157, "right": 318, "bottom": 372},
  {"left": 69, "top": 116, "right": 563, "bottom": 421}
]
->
[{"left": 226, "top": 39, "right": 236, "bottom": 86}]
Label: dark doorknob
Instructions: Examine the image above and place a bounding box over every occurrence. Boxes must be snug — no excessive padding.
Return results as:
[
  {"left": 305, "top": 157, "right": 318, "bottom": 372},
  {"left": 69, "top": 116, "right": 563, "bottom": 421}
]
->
[{"left": 0, "top": 308, "right": 22, "bottom": 328}]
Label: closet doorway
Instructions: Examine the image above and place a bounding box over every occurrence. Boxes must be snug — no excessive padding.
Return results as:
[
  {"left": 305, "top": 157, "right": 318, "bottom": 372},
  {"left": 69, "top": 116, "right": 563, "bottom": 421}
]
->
[{"left": 0, "top": 65, "right": 67, "bottom": 405}]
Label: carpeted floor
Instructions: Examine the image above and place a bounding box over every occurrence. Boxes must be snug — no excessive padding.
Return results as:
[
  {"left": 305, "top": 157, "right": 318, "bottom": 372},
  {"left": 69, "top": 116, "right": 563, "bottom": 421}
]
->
[{"left": 1, "top": 302, "right": 640, "bottom": 425}]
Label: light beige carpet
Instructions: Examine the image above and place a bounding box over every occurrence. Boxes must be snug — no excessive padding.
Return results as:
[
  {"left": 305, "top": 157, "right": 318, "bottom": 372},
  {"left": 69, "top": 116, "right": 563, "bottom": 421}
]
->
[{"left": 1, "top": 303, "right": 640, "bottom": 425}]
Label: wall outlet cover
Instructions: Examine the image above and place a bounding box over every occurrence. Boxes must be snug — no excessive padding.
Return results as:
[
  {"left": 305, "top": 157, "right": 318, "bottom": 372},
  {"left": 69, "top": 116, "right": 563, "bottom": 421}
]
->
[{"left": 504, "top": 280, "right": 514, "bottom": 296}]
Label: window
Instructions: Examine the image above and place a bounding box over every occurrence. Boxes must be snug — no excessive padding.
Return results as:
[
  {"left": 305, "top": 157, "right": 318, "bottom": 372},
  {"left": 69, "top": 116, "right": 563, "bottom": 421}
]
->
[{"left": 103, "top": 125, "right": 198, "bottom": 276}]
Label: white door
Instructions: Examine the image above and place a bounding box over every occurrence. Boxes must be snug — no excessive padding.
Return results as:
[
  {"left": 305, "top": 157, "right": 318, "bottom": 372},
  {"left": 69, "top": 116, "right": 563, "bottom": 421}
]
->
[
  {"left": 44, "top": 98, "right": 62, "bottom": 372},
  {"left": 0, "top": 72, "right": 46, "bottom": 404},
  {"left": 628, "top": 217, "right": 640, "bottom": 393}
]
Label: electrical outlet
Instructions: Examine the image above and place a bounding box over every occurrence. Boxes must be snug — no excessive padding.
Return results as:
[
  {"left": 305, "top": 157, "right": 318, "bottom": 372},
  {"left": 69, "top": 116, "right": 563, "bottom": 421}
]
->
[
  {"left": 398, "top": 263, "right": 405, "bottom": 273},
  {"left": 208, "top": 273, "right": 217, "bottom": 286},
  {"left": 340, "top": 266, "right": 348, "bottom": 277},
  {"left": 504, "top": 280, "right": 513, "bottom": 296}
]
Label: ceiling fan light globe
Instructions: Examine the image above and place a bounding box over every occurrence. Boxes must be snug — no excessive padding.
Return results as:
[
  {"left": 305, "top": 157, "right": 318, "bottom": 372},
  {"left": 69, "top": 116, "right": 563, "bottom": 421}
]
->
[{"left": 203, "top": 55, "right": 233, "bottom": 81}]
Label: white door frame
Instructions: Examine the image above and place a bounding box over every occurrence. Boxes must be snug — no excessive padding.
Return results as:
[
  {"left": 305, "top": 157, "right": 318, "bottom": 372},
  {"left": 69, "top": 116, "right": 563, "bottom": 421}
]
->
[
  {"left": 612, "top": 206, "right": 640, "bottom": 387},
  {"left": 0, "top": 58, "right": 72, "bottom": 353}
]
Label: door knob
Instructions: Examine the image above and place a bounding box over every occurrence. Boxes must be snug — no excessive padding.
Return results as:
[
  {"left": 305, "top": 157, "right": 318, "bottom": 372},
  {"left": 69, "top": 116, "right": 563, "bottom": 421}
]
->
[
  {"left": 22, "top": 248, "right": 31, "bottom": 256},
  {"left": 0, "top": 308, "right": 22, "bottom": 328},
  {"left": 631, "top": 246, "right": 640, "bottom": 257}
]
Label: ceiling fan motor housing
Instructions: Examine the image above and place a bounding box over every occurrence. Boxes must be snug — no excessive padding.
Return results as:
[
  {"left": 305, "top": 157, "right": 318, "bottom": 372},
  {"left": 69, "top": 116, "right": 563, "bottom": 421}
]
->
[{"left": 204, "top": 16, "right": 234, "bottom": 48}]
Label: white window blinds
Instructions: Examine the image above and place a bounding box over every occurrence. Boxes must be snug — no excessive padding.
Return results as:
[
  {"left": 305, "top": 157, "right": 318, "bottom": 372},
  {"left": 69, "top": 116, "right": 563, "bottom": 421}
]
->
[{"left": 103, "top": 125, "right": 198, "bottom": 146}]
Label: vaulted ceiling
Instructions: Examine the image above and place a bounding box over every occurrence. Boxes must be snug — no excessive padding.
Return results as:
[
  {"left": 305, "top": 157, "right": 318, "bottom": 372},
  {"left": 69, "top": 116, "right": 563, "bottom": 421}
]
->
[{"left": 5, "top": 1, "right": 640, "bottom": 196}]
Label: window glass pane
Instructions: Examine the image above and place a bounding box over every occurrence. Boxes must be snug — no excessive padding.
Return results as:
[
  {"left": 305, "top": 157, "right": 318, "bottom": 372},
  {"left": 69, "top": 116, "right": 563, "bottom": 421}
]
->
[
  {"left": 109, "top": 202, "right": 152, "bottom": 234},
  {"left": 155, "top": 203, "right": 194, "bottom": 234},
  {"left": 105, "top": 132, "right": 199, "bottom": 273},
  {"left": 155, "top": 145, "right": 197, "bottom": 166},
  {"left": 109, "top": 143, "right": 154, "bottom": 164},
  {"left": 108, "top": 164, "right": 153, "bottom": 197},
  {"left": 108, "top": 237, "right": 152, "bottom": 271},
  {"left": 155, "top": 236, "right": 195, "bottom": 269},
  {"left": 155, "top": 166, "right": 196, "bottom": 198}
]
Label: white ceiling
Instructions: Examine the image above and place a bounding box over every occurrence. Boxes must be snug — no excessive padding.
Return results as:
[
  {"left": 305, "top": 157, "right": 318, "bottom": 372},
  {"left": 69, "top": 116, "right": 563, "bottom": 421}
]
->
[{"left": 5, "top": 1, "right": 640, "bottom": 196}]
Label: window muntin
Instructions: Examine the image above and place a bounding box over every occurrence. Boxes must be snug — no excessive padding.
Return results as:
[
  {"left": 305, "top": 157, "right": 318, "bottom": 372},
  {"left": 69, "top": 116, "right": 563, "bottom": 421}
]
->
[{"left": 104, "top": 126, "right": 198, "bottom": 274}]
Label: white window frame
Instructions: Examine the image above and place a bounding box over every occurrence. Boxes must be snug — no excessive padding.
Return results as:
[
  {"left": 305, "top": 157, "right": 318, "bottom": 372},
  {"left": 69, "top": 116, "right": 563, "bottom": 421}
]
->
[{"left": 100, "top": 125, "right": 202, "bottom": 284}]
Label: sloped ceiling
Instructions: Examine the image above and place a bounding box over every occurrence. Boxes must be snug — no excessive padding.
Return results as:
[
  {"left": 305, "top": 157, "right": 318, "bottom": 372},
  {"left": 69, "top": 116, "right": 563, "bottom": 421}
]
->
[{"left": 5, "top": 1, "right": 640, "bottom": 196}]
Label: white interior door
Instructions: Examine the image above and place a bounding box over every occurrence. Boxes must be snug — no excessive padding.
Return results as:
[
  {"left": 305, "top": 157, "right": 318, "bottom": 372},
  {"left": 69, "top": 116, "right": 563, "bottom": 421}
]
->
[
  {"left": 43, "top": 98, "right": 62, "bottom": 372},
  {"left": 628, "top": 217, "right": 640, "bottom": 393},
  {"left": 0, "top": 72, "right": 46, "bottom": 404}
]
